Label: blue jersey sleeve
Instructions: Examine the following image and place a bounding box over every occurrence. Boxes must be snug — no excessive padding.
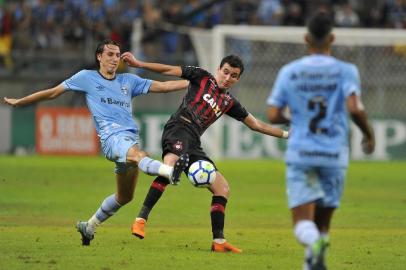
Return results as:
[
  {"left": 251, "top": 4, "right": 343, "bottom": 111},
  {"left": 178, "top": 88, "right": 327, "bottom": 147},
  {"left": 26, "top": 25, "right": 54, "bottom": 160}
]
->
[
  {"left": 267, "top": 66, "right": 289, "bottom": 108},
  {"left": 62, "top": 70, "right": 89, "bottom": 92},
  {"left": 129, "top": 74, "right": 152, "bottom": 97},
  {"left": 342, "top": 63, "right": 361, "bottom": 97}
]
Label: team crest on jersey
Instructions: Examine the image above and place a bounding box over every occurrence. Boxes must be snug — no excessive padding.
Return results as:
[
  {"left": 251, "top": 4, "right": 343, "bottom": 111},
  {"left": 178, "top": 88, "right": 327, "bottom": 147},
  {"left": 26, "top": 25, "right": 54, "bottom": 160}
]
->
[
  {"left": 121, "top": 86, "right": 129, "bottom": 95},
  {"left": 173, "top": 140, "right": 183, "bottom": 152}
]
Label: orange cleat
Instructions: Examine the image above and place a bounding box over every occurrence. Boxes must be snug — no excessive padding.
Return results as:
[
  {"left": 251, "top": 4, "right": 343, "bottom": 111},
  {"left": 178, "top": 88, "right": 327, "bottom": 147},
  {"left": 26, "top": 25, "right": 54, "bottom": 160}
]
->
[
  {"left": 211, "top": 241, "right": 242, "bottom": 253},
  {"left": 131, "top": 218, "right": 146, "bottom": 239}
]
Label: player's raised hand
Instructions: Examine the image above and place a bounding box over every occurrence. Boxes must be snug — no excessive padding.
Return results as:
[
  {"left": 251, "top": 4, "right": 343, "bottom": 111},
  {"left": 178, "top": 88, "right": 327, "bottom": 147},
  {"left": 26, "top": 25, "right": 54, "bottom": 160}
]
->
[
  {"left": 361, "top": 135, "right": 375, "bottom": 155},
  {"left": 3, "top": 97, "right": 20, "bottom": 107},
  {"left": 121, "top": 52, "right": 142, "bottom": 68}
]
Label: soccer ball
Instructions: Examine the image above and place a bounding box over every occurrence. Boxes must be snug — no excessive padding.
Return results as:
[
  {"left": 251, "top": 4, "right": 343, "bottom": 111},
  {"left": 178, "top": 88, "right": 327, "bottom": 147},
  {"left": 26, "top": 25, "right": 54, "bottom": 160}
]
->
[{"left": 187, "top": 160, "right": 216, "bottom": 188}]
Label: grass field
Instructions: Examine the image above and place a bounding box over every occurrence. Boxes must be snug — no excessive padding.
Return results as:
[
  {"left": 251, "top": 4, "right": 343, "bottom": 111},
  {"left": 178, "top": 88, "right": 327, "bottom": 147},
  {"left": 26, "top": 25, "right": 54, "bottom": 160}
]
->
[{"left": 1, "top": 156, "right": 405, "bottom": 270}]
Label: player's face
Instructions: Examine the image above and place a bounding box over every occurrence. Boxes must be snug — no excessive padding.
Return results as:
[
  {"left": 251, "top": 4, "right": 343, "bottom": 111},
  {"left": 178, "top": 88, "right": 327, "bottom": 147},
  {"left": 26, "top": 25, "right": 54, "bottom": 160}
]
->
[
  {"left": 216, "top": 63, "right": 240, "bottom": 90},
  {"left": 98, "top": 44, "right": 121, "bottom": 75}
]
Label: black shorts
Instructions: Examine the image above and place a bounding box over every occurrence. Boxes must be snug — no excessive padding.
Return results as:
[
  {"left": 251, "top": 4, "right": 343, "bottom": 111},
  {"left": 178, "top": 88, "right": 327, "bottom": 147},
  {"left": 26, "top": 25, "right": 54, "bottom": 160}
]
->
[{"left": 161, "top": 121, "right": 217, "bottom": 171}]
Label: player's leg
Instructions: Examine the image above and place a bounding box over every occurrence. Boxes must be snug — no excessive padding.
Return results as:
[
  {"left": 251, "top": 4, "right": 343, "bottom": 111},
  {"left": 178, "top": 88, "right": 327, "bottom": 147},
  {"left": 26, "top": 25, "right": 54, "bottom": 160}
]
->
[
  {"left": 132, "top": 153, "right": 178, "bottom": 239},
  {"left": 287, "top": 164, "right": 326, "bottom": 269},
  {"left": 132, "top": 126, "right": 192, "bottom": 238},
  {"left": 208, "top": 172, "right": 241, "bottom": 253},
  {"left": 77, "top": 131, "right": 139, "bottom": 246},
  {"left": 311, "top": 167, "right": 346, "bottom": 269},
  {"left": 127, "top": 145, "right": 188, "bottom": 184},
  {"left": 76, "top": 165, "right": 137, "bottom": 246}
]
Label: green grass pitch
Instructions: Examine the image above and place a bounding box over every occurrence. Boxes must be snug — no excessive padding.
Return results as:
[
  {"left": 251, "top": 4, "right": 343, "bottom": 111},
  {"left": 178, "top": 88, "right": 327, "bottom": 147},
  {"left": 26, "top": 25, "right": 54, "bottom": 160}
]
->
[{"left": 1, "top": 156, "right": 405, "bottom": 270}]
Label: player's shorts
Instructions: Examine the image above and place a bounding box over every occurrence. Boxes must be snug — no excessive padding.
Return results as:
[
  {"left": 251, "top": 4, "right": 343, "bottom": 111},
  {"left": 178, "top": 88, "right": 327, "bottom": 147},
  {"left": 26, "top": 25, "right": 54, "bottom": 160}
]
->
[
  {"left": 101, "top": 130, "right": 138, "bottom": 174},
  {"left": 161, "top": 121, "right": 217, "bottom": 172},
  {"left": 286, "top": 164, "right": 346, "bottom": 209}
]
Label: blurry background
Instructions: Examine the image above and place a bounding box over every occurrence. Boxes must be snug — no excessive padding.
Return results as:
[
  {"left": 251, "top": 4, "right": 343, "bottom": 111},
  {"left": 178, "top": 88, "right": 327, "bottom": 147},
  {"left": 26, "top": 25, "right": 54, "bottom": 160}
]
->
[{"left": 0, "top": 0, "right": 405, "bottom": 159}]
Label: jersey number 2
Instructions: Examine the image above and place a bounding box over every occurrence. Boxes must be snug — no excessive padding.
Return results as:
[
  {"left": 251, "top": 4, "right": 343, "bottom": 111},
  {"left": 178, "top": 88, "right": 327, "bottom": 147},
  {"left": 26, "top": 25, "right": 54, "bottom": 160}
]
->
[{"left": 308, "top": 96, "right": 328, "bottom": 134}]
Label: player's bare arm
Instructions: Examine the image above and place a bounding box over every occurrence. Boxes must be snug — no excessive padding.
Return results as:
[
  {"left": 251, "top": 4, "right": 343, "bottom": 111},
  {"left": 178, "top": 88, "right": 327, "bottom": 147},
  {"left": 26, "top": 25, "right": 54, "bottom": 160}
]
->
[
  {"left": 243, "top": 113, "right": 289, "bottom": 139},
  {"left": 3, "top": 84, "right": 65, "bottom": 107},
  {"left": 121, "top": 52, "right": 182, "bottom": 77},
  {"left": 347, "top": 94, "right": 375, "bottom": 154},
  {"left": 149, "top": 80, "right": 189, "bottom": 93}
]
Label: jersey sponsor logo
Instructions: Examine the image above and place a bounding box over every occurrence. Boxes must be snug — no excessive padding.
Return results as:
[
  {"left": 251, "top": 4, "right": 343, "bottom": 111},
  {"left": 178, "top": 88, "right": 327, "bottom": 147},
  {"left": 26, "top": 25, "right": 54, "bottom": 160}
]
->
[
  {"left": 299, "top": 150, "right": 339, "bottom": 159},
  {"left": 100, "top": 97, "right": 130, "bottom": 108},
  {"left": 203, "top": 94, "right": 221, "bottom": 116}
]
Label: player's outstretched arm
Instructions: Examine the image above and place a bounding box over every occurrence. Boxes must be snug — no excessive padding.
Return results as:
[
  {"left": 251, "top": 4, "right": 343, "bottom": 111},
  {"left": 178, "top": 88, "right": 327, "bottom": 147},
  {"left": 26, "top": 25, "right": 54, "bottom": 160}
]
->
[
  {"left": 3, "top": 84, "right": 65, "bottom": 107},
  {"left": 121, "top": 52, "right": 182, "bottom": 77},
  {"left": 243, "top": 113, "right": 289, "bottom": 139},
  {"left": 149, "top": 80, "right": 189, "bottom": 93},
  {"left": 347, "top": 94, "right": 375, "bottom": 154}
]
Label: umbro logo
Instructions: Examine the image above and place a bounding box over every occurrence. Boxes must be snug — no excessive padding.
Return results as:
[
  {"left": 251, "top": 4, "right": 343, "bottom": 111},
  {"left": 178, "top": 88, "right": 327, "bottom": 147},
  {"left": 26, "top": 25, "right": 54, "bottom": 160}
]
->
[{"left": 96, "top": 85, "right": 105, "bottom": 91}]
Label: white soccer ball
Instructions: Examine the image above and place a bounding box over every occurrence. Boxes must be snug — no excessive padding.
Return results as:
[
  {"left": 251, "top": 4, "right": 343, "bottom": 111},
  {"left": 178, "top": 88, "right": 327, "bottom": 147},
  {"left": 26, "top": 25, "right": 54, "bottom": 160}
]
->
[{"left": 187, "top": 160, "right": 216, "bottom": 188}]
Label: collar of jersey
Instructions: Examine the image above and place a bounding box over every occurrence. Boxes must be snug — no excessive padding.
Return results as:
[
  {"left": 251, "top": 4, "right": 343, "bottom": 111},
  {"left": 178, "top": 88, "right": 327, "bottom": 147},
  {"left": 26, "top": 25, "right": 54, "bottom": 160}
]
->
[{"left": 97, "top": 70, "right": 116, "bottom": 81}]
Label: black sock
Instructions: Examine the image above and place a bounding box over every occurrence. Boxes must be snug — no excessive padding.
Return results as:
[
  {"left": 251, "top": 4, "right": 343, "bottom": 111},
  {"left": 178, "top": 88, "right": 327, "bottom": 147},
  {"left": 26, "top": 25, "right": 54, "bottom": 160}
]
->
[
  {"left": 138, "top": 176, "right": 169, "bottom": 220},
  {"left": 210, "top": 195, "right": 227, "bottom": 239}
]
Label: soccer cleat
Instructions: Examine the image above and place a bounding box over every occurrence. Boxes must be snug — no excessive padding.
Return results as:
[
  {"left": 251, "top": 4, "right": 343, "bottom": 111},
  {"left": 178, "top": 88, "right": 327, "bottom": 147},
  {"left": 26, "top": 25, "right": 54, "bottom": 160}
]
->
[
  {"left": 211, "top": 241, "right": 242, "bottom": 253},
  {"left": 170, "top": 153, "right": 189, "bottom": 185},
  {"left": 76, "top": 221, "right": 94, "bottom": 246},
  {"left": 131, "top": 218, "right": 146, "bottom": 239},
  {"left": 305, "top": 238, "right": 329, "bottom": 270}
]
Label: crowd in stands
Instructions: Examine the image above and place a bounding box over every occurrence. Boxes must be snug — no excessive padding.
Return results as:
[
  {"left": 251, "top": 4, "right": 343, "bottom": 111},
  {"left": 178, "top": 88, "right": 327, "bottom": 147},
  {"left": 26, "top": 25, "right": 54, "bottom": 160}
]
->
[{"left": 0, "top": 0, "right": 405, "bottom": 71}]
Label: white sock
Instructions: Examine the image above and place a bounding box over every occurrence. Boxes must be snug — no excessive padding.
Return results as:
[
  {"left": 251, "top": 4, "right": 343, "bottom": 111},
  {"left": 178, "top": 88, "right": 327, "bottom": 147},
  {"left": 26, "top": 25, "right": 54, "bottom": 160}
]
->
[
  {"left": 158, "top": 164, "right": 173, "bottom": 179},
  {"left": 87, "top": 214, "right": 101, "bottom": 233},
  {"left": 213, "top": 238, "right": 226, "bottom": 244},
  {"left": 294, "top": 220, "right": 320, "bottom": 246}
]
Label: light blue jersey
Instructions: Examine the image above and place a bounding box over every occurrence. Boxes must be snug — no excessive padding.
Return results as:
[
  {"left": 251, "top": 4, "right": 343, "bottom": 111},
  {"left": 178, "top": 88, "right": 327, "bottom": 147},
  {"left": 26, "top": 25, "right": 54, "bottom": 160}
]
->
[
  {"left": 62, "top": 70, "right": 152, "bottom": 141},
  {"left": 267, "top": 55, "right": 360, "bottom": 167}
]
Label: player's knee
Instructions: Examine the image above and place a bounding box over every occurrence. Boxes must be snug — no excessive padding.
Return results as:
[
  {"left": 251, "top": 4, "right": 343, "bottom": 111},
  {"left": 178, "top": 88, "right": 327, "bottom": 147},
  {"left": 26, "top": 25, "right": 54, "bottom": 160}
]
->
[
  {"left": 117, "top": 194, "right": 134, "bottom": 205},
  {"left": 127, "top": 148, "right": 148, "bottom": 165}
]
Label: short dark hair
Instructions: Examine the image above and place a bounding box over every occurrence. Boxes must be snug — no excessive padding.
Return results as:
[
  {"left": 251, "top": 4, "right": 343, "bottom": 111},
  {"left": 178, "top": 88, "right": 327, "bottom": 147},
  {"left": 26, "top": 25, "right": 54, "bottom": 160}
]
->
[
  {"left": 220, "top": 55, "right": 244, "bottom": 77},
  {"left": 95, "top": 39, "right": 121, "bottom": 67},
  {"left": 307, "top": 11, "right": 333, "bottom": 43}
]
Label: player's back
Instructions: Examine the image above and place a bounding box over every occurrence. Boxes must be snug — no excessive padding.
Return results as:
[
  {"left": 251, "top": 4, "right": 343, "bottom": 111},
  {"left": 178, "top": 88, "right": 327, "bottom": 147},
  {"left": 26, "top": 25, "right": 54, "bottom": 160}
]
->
[{"left": 273, "top": 55, "right": 360, "bottom": 167}]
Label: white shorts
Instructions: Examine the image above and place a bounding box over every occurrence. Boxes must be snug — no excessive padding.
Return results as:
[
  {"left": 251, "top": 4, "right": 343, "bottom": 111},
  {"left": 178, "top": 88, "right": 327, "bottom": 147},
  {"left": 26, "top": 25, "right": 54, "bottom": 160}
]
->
[{"left": 286, "top": 164, "right": 346, "bottom": 209}]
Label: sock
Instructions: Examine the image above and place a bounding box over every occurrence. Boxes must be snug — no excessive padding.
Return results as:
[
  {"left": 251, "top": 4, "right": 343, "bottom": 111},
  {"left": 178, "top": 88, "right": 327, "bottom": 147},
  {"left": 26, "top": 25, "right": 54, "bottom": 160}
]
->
[
  {"left": 137, "top": 177, "right": 169, "bottom": 220},
  {"left": 87, "top": 214, "right": 101, "bottom": 234},
  {"left": 211, "top": 196, "right": 227, "bottom": 239},
  {"left": 94, "top": 194, "right": 122, "bottom": 224},
  {"left": 320, "top": 232, "right": 329, "bottom": 242},
  {"left": 213, "top": 238, "right": 226, "bottom": 244},
  {"left": 138, "top": 157, "right": 173, "bottom": 179},
  {"left": 294, "top": 220, "right": 320, "bottom": 247}
]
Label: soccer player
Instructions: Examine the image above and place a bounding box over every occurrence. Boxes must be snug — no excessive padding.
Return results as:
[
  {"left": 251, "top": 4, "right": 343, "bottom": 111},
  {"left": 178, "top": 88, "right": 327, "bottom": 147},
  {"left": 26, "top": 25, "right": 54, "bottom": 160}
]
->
[
  {"left": 121, "top": 52, "right": 290, "bottom": 253},
  {"left": 3, "top": 39, "right": 190, "bottom": 246},
  {"left": 266, "top": 12, "right": 375, "bottom": 269}
]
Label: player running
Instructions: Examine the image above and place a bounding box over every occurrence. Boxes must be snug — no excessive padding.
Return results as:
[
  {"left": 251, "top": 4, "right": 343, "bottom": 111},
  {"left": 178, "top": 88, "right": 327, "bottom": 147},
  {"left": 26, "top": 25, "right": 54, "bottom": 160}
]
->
[
  {"left": 3, "top": 39, "right": 190, "bottom": 246},
  {"left": 267, "top": 12, "right": 375, "bottom": 269},
  {"left": 121, "top": 52, "right": 289, "bottom": 253}
]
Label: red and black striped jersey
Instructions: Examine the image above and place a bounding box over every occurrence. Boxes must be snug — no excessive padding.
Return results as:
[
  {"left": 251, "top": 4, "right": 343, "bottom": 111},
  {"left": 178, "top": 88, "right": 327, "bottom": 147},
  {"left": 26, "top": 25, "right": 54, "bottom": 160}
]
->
[{"left": 167, "top": 66, "right": 249, "bottom": 136}]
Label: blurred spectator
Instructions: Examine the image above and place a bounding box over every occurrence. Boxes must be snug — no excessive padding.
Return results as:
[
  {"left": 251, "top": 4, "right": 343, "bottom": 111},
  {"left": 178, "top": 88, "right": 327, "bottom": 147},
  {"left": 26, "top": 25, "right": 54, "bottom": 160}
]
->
[
  {"left": 381, "top": 0, "right": 406, "bottom": 28},
  {"left": 283, "top": 1, "right": 305, "bottom": 26},
  {"left": 233, "top": 0, "right": 257, "bottom": 25},
  {"left": 257, "top": 0, "right": 284, "bottom": 25},
  {"left": 335, "top": 1, "right": 360, "bottom": 27},
  {"left": 0, "top": 2, "right": 13, "bottom": 69}
]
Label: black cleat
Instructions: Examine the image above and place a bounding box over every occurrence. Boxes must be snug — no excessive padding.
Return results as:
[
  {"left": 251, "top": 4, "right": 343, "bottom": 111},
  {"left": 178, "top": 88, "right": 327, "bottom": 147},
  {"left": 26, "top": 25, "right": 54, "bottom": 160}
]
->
[{"left": 170, "top": 153, "right": 189, "bottom": 185}]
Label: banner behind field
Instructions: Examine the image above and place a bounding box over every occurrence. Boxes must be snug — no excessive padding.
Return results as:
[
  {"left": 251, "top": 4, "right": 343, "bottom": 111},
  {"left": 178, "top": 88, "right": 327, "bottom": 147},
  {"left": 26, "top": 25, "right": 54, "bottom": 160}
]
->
[
  {"left": 36, "top": 107, "right": 99, "bottom": 155},
  {"left": 136, "top": 113, "right": 406, "bottom": 160}
]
